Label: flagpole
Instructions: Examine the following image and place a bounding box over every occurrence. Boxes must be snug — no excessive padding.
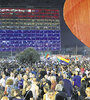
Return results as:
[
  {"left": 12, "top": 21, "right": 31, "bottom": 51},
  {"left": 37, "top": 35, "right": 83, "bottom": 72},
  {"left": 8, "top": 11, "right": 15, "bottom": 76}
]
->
[{"left": 76, "top": 44, "right": 77, "bottom": 55}]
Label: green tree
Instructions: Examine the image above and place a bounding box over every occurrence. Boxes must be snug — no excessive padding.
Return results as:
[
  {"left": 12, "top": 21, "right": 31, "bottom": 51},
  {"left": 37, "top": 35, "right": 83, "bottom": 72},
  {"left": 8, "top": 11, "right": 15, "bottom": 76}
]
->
[{"left": 16, "top": 48, "right": 40, "bottom": 65}]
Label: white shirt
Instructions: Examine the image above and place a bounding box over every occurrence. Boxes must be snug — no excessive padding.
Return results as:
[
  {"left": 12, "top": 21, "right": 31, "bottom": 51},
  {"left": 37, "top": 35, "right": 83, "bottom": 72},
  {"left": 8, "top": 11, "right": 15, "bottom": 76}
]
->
[
  {"left": 31, "top": 83, "right": 39, "bottom": 99},
  {"left": 85, "top": 70, "right": 89, "bottom": 77},
  {"left": 0, "top": 78, "right": 6, "bottom": 87},
  {"left": 75, "top": 68, "right": 80, "bottom": 72}
]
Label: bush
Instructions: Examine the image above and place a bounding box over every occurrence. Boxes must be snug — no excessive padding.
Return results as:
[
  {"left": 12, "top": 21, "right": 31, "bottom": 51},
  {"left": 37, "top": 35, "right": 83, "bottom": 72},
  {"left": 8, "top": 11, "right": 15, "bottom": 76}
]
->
[{"left": 16, "top": 48, "right": 40, "bottom": 65}]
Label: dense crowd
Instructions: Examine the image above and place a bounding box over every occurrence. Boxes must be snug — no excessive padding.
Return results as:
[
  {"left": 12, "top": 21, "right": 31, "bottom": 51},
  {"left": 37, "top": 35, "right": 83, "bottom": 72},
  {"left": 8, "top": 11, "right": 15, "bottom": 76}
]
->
[{"left": 0, "top": 58, "right": 90, "bottom": 100}]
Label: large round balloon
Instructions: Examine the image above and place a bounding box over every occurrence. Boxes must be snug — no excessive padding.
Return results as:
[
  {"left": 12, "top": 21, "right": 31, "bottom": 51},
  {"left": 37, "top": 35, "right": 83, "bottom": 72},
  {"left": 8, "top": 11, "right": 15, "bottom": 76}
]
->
[{"left": 63, "top": 0, "right": 90, "bottom": 47}]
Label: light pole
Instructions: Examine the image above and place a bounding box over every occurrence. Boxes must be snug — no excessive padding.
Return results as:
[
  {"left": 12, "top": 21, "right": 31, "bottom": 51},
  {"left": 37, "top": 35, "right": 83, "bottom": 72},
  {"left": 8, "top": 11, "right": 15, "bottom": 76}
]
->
[{"left": 11, "top": 46, "right": 13, "bottom": 58}]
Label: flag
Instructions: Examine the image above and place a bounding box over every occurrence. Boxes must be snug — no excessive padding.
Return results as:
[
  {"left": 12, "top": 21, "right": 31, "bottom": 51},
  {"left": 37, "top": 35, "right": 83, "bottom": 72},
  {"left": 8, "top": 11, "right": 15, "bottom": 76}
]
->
[
  {"left": 75, "top": 56, "right": 79, "bottom": 61},
  {"left": 57, "top": 56, "right": 70, "bottom": 65},
  {"left": 45, "top": 54, "right": 50, "bottom": 60}
]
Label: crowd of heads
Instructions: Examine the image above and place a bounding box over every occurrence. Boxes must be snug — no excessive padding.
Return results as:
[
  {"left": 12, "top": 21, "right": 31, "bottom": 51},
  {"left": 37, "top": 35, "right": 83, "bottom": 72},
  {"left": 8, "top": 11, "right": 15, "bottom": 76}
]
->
[{"left": 0, "top": 57, "right": 90, "bottom": 100}]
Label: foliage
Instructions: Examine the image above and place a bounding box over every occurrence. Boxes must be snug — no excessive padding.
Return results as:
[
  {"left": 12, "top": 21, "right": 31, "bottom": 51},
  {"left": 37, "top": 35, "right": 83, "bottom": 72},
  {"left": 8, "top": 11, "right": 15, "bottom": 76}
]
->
[{"left": 16, "top": 48, "right": 40, "bottom": 64}]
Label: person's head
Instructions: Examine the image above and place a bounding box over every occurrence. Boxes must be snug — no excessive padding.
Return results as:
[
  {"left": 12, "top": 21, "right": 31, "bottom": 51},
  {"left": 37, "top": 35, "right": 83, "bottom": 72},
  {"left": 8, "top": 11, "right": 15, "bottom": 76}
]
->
[
  {"left": 48, "top": 90, "right": 55, "bottom": 100},
  {"left": 17, "top": 74, "right": 22, "bottom": 80},
  {"left": 59, "top": 80, "right": 63, "bottom": 85},
  {"left": 2, "top": 74, "right": 5, "bottom": 79},
  {"left": 26, "top": 81, "right": 31, "bottom": 91},
  {"left": 41, "top": 78, "right": 46, "bottom": 83},
  {"left": 55, "top": 84, "right": 63, "bottom": 92},
  {"left": 10, "top": 72, "right": 14, "bottom": 77},
  {"left": 33, "top": 78, "right": 38, "bottom": 84},
  {"left": 32, "top": 74, "right": 35, "bottom": 78},
  {"left": 14, "top": 89, "right": 21, "bottom": 97},
  {"left": 6, "top": 79, "right": 13, "bottom": 85},
  {"left": 51, "top": 70, "right": 54, "bottom": 75},
  {"left": 32, "top": 68, "right": 34, "bottom": 71},
  {"left": 83, "top": 73, "right": 87, "bottom": 78},
  {"left": 23, "top": 74, "right": 28, "bottom": 81},
  {"left": 85, "top": 87, "right": 90, "bottom": 97},
  {"left": 51, "top": 76, "right": 56, "bottom": 82},
  {"left": 81, "top": 80, "right": 86, "bottom": 85},
  {"left": 79, "top": 71, "right": 82, "bottom": 76},
  {"left": 58, "top": 73, "right": 61, "bottom": 76},
  {"left": 5, "top": 68, "right": 8, "bottom": 72},
  {"left": 75, "top": 71, "right": 78, "bottom": 75},
  {"left": 26, "top": 68, "right": 30, "bottom": 74},
  {"left": 63, "top": 73, "right": 67, "bottom": 79},
  {"left": 44, "top": 75, "right": 48, "bottom": 79},
  {"left": 88, "top": 73, "right": 90, "bottom": 78},
  {"left": 1, "top": 96, "right": 9, "bottom": 100},
  {"left": 29, "top": 73, "right": 33, "bottom": 78},
  {"left": 43, "top": 84, "right": 49, "bottom": 93}
]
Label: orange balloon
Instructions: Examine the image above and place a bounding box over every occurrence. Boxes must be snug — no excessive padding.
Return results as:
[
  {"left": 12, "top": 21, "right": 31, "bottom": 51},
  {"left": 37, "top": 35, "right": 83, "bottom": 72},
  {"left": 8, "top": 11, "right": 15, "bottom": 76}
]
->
[{"left": 63, "top": 0, "right": 90, "bottom": 47}]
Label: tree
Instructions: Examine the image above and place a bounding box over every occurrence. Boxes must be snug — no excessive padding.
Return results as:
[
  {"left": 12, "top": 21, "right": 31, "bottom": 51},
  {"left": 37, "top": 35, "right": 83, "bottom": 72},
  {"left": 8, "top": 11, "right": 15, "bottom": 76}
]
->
[{"left": 16, "top": 48, "right": 40, "bottom": 65}]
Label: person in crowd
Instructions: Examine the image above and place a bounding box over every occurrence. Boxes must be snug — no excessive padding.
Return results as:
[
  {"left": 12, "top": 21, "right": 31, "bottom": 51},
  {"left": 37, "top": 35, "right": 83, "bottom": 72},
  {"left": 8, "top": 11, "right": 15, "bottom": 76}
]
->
[
  {"left": 17, "top": 74, "right": 23, "bottom": 90},
  {"left": 79, "top": 71, "right": 83, "bottom": 78},
  {"left": 25, "top": 67, "right": 30, "bottom": 77},
  {"left": 78, "top": 80, "right": 87, "bottom": 99},
  {"left": 81, "top": 73, "right": 87, "bottom": 82},
  {"left": 43, "top": 90, "right": 56, "bottom": 100},
  {"left": 80, "top": 67, "right": 85, "bottom": 74},
  {"left": 55, "top": 82, "right": 67, "bottom": 100},
  {"left": 39, "top": 68, "right": 47, "bottom": 79},
  {"left": 0, "top": 74, "right": 6, "bottom": 91},
  {"left": 55, "top": 80, "right": 63, "bottom": 92},
  {"left": 22, "top": 81, "right": 33, "bottom": 100},
  {"left": 63, "top": 74, "right": 73, "bottom": 100},
  {"left": 1, "top": 96, "right": 9, "bottom": 100},
  {"left": 5, "top": 79, "right": 13, "bottom": 98},
  {"left": 31, "top": 78, "right": 39, "bottom": 100},
  {"left": 23, "top": 74, "right": 28, "bottom": 89},
  {"left": 43, "top": 84, "right": 50, "bottom": 100},
  {"left": 51, "top": 76, "right": 57, "bottom": 90},
  {"left": 39, "top": 78, "right": 48, "bottom": 99},
  {"left": 28, "top": 73, "right": 34, "bottom": 83},
  {"left": 31, "top": 68, "right": 36, "bottom": 76},
  {"left": 84, "top": 87, "right": 90, "bottom": 100},
  {"left": 73, "top": 71, "right": 81, "bottom": 88},
  {"left": 4, "top": 68, "right": 10, "bottom": 77},
  {"left": 44, "top": 75, "right": 51, "bottom": 89},
  {"left": 75, "top": 66, "right": 80, "bottom": 72},
  {"left": 7, "top": 72, "right": 15, "bottom": 83},
  {"left": 86, "top": 73, "right": 90, "bottom": 87},
  {"left": 12, "top": 89, "right": 23, "bottom": 100}
]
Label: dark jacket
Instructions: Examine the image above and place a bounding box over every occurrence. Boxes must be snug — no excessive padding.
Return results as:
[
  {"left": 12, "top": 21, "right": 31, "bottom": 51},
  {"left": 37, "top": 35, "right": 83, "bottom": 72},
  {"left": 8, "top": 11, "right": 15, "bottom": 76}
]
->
[{"left": 55, "top": 91, "right": 68, "bottom": 100}]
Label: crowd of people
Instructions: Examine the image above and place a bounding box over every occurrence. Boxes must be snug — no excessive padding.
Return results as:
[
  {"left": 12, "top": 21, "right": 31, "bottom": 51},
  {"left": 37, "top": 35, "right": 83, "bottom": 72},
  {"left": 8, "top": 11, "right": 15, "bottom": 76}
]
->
[{"left": 0, "top": 57, "right": 90, "bottom": 100}]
